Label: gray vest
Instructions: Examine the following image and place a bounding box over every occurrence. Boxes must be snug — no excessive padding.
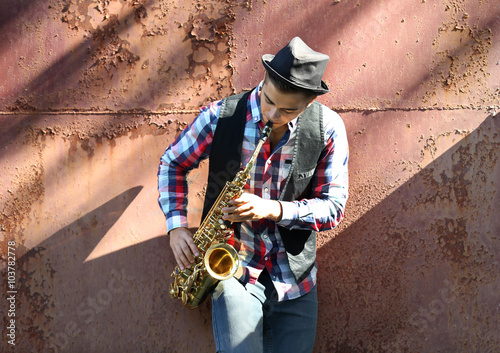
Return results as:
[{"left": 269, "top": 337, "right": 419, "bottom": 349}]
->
[{"left": 202, "top": 90, "right": 324, "bottom": 282}]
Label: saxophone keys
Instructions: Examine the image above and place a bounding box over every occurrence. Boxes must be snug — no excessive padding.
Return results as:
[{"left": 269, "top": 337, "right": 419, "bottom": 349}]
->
[
  {"left": 179, "top": 269, "right": 191, "bottom": 280},
  {"left": 223, "top": 229, "right": 234, "bottom": 240},
  {"left": 181, "top": 291, "right": 188, "bottom": 305},
  {"left": 169, "top": 282, "right": 179, "bottom": 298}
]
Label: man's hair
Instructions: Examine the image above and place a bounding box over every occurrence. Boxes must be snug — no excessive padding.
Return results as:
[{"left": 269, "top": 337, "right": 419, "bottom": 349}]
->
[{"left": 264, "top": 72, "right": 317, "bottom": 100}]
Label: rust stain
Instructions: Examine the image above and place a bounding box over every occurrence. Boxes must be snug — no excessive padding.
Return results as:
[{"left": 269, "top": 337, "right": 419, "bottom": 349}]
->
[
  {"left": 0, "top": 126, "right": 44, "bottom": 239},
  {"left": 2, "top": 0, "right": 238, "bottom": 113},
  {"left": 423, "top": 0, "right": 496, "bottom": 107},
  {"left": 62, "top": 1, "right": 142, "bottom": 72},
  {"left": 0, "top": 165, "right": 44, "bottom": 236},
  {"left": 433, "top": 217, "right": 469, "bottom": 262}
]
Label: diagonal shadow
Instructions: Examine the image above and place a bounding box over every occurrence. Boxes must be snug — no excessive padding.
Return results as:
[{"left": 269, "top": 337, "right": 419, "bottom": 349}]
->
[
  {"left": 0, "top": 0, "right": 234, "bottom": 164},
  {"left": 5, "top": 186, "right": 142, "bottom": 351},
  {"left": 2, "top": 0, "right": 236, "bottom": 115},
  {"left": 3, "top": 185, "right": 214, "bottom": 352},
  {"left": 315, "top": 113, "right": 500, "bottom": 352},
  {"left": 25, "top": 186, "right": 143, "bottom": 263},
  {"left": 0, "top": 0, "right": 39, "bottom": 36}
]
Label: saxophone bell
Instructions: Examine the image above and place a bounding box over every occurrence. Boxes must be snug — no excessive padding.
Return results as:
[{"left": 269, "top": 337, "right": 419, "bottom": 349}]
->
[{"left": 204, "top": 243, "right": 240, "bottom": 280}]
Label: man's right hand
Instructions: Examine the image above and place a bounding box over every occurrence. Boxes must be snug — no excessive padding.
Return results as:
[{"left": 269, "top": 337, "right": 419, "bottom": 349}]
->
[{"left": 169, "top": 227, "right": 200, "bottom": 270}]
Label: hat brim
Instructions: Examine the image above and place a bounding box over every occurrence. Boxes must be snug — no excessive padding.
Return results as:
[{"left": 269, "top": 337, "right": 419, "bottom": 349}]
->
[{"left": 262, "top": 54, "right": 329, "bottom": 95}]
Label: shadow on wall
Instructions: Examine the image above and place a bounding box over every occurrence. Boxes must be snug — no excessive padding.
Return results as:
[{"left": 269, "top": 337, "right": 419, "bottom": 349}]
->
[
  {"left": 316, "top": 114, "right": 500, "bottom": 352},
  {"left": 3, "top": 117, "right": 499, "bottom": 352},
  {"left": 7, "top": 186, "right": 214, "bottom": 353}
]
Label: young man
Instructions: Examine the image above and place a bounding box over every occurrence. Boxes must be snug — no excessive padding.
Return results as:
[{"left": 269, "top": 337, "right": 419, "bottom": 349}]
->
[{"left": 158, "top": 37, "right": 349, "bottom": 353}]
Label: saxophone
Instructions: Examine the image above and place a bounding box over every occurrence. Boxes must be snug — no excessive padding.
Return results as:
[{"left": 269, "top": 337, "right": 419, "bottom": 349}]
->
[{"left": 169, "top": 121, "right": 273, "bottom": 308}]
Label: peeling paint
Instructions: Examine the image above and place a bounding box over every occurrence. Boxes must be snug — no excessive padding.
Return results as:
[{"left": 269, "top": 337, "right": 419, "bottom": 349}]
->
[{"left": 423, "top": 0, "right": 495, "bottom": 107}]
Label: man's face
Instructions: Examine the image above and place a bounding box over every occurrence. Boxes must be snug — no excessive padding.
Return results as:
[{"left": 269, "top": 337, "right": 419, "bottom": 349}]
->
[{"left": 259, "top": 77, "right": 315, "bottom": 130}]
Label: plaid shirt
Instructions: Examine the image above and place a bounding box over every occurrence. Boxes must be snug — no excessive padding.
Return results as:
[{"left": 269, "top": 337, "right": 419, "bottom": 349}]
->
[{"left": 158, "top": 82, "right": 349, "bottom": 301}]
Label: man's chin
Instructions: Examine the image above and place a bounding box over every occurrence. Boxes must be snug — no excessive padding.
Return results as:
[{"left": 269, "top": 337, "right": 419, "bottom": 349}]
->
[{"left": 264, "top": 117, "right": 283, "bottom": 127}]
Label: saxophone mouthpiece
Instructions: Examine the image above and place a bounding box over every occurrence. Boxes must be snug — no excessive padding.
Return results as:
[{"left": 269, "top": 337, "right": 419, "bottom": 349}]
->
[{"left": 260, "top": 121, "right": 273, "bottom": 142}]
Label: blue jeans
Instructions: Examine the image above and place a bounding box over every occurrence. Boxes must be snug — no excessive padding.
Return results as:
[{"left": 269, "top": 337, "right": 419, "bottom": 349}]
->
[{"left": 211, "top": 273, "right": 318, "bottom": 353}]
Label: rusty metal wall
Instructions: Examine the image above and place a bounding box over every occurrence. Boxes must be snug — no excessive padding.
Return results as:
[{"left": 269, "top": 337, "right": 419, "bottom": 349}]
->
[{"left": 0, "top": 0, "right": 498, "bottom": 352}]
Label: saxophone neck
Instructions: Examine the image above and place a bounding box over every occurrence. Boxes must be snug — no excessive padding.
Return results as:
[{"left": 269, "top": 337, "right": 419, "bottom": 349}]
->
[{"left": 260, "top": 121, "right": 273, "bottom": 142}]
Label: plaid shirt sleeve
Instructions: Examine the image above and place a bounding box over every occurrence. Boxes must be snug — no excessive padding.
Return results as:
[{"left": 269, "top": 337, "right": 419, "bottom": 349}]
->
[
  {"left": 157, "top": 101, "right": 222, "bottom": 233},
  {"left": 277, "top": 107, "right": 349, "bottom": 231}
]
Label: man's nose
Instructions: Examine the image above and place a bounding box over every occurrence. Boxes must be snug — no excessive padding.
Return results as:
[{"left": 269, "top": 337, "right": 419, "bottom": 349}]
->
[{"left": 268, "top": 106, "right": 280, "bottom": 119}]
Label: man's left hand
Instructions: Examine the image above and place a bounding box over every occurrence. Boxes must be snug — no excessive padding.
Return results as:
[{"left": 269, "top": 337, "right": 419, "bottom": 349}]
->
[{"left": 222, "top": 192, "right": 282, "bottom": 222}]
